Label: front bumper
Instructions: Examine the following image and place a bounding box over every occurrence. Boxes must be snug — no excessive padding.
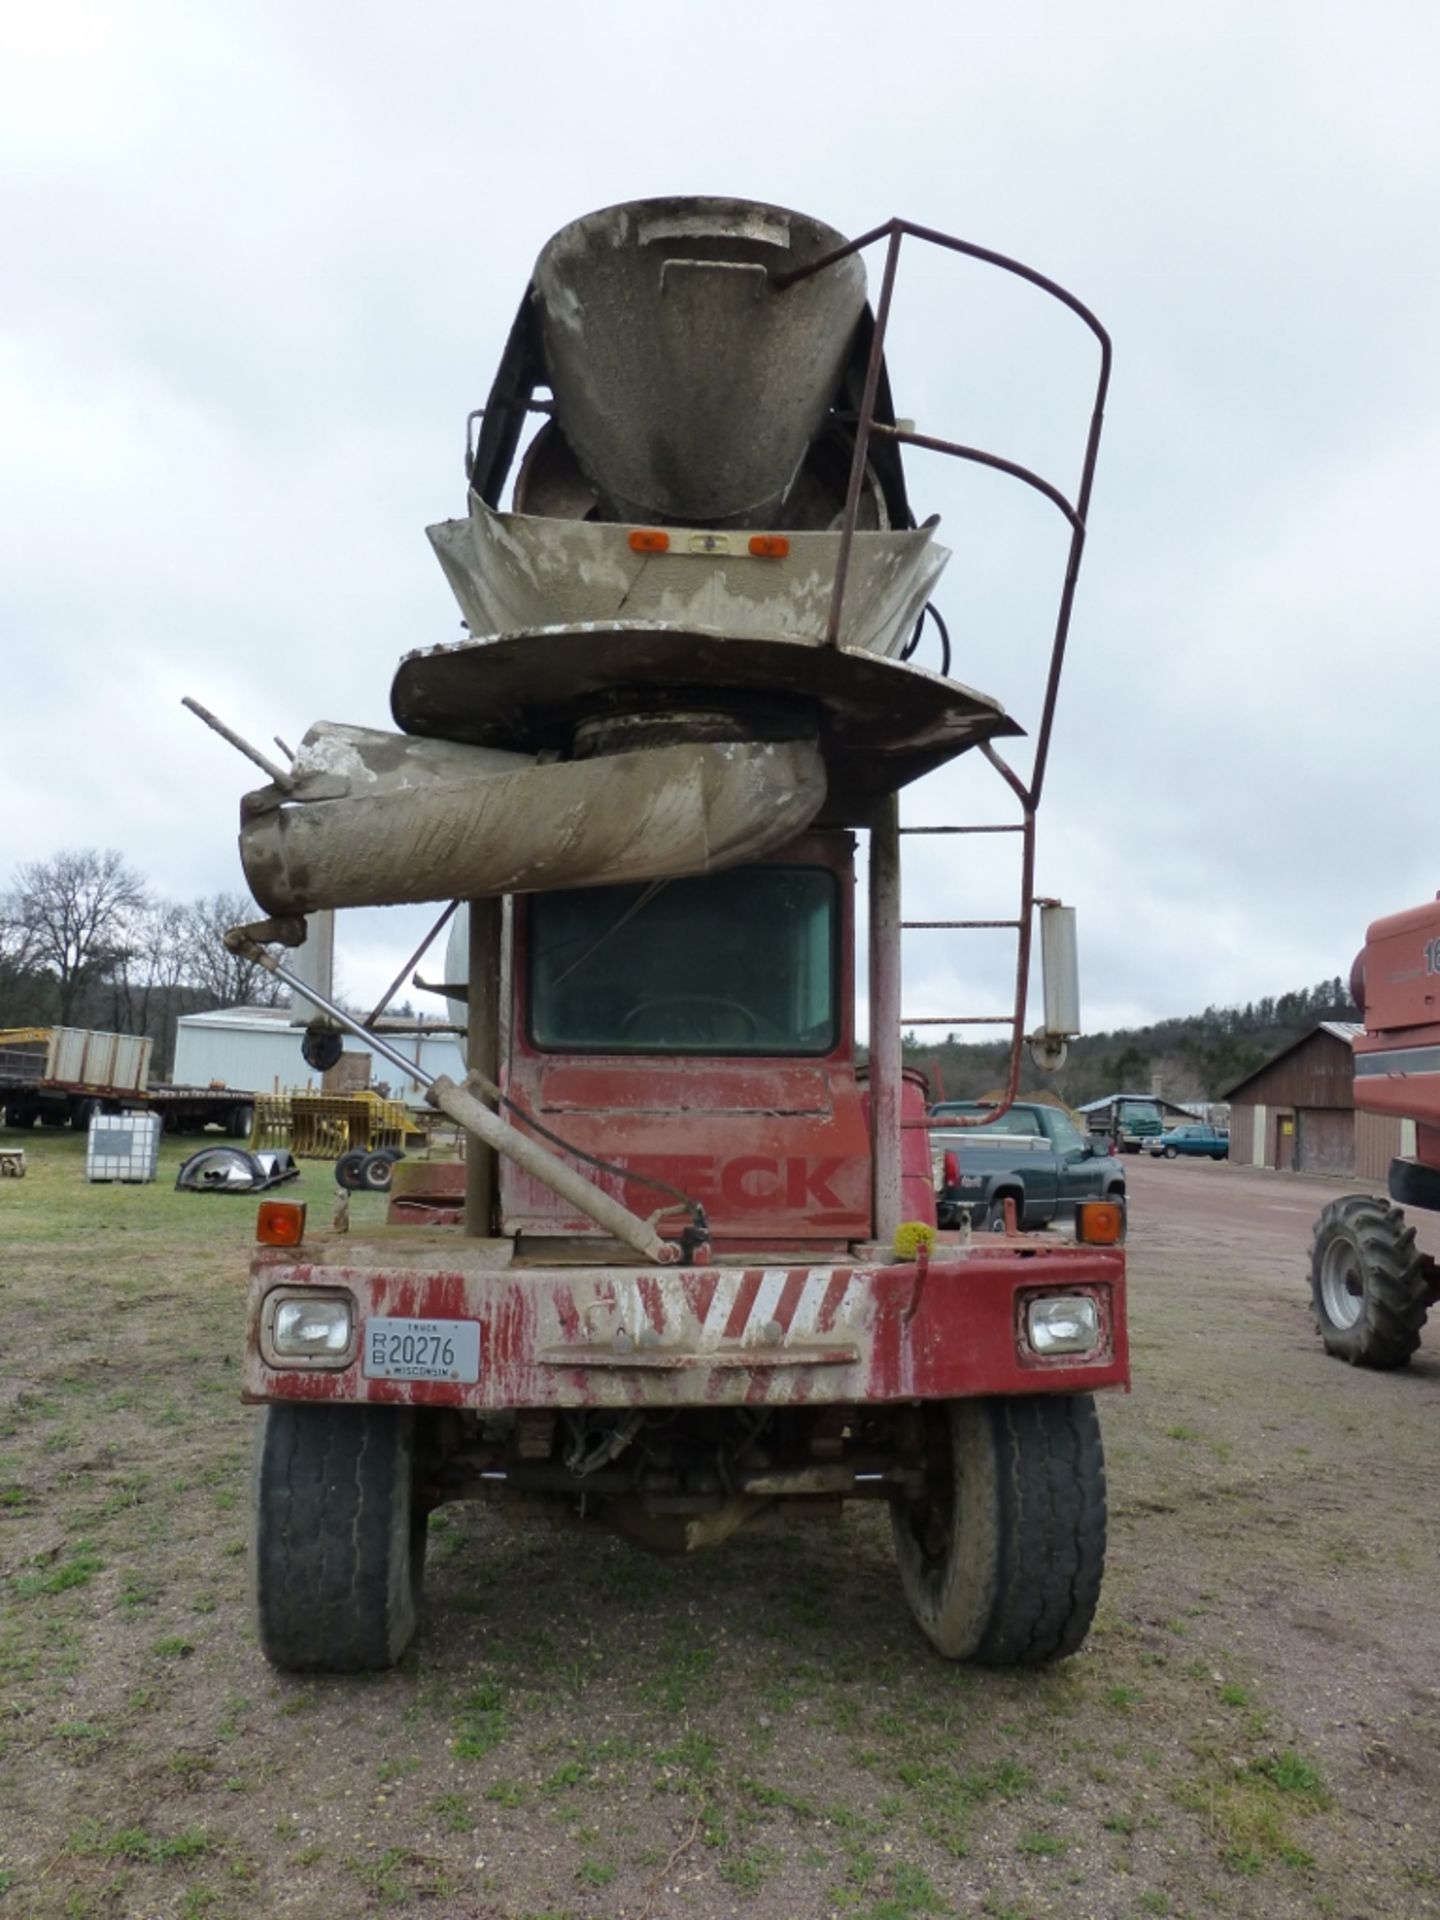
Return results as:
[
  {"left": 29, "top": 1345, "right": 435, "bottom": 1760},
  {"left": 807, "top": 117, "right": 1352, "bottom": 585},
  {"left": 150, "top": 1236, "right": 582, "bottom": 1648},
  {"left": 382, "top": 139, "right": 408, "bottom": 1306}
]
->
[{"left": 244, "top": 1232, "right": 1128, "bottom": 1410}]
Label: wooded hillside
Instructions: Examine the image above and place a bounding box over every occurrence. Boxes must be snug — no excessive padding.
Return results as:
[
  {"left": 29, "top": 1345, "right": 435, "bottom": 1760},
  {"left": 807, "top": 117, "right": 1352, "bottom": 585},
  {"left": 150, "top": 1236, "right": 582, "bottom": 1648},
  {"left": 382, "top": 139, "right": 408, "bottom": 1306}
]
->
[{"left": 903, "top": 977, "right": 1359, "bottom": 1107}]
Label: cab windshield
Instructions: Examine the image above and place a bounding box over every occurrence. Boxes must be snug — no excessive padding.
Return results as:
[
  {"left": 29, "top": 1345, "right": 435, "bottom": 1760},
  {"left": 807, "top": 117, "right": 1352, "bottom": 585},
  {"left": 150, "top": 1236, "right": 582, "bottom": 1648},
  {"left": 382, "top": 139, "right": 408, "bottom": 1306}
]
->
[{"left": 528, "top": 868, "right": 838, "bottom": 1055}]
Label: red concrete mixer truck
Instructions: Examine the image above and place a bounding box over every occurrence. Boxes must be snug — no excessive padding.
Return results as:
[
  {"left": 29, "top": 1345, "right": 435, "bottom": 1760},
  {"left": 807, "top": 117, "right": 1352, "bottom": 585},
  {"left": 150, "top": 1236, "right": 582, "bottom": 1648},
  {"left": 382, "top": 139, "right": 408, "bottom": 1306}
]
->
[{"left": 191, "top": 199, "right": 1126, "bottom": 1672}]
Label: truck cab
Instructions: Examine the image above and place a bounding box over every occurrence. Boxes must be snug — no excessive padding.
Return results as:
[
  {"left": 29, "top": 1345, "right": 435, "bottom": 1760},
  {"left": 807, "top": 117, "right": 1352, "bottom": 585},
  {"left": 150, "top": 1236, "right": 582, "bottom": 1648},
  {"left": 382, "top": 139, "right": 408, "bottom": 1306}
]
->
[
  {"left": 245, "top": 842, "right": 1127, "bottom": 1673},
  {"left": 1089, "top": 1096, "right": 1164, "bottom": 1154},
  {"left": 503, "top": 835, "right": 871, "bottom": 1247}
]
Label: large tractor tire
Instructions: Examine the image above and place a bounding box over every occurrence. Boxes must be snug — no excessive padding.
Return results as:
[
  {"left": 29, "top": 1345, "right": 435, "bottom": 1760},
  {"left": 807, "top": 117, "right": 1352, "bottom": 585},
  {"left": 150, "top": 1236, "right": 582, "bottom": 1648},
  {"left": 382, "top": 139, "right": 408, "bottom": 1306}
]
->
[
  {"left": 252, "top": 1403, "right": 425, "bottom": 1672},
  {"left": 1310, "top": 1194, "right": 1430, "bottom": 1368},
  {"left": 891, "top": 1395, "right": 1106, "bottom": 1665}
]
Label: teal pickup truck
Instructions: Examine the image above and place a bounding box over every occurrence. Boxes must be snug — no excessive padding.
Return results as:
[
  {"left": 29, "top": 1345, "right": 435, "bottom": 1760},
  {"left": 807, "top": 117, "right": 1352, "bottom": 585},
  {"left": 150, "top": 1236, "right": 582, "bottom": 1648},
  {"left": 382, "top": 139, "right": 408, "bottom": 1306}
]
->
[
  {"left": 931, "top": 1100, "right": 1128, "bottom": 1232},
  {"left": 1146, "top": 1124, "right": 1229, "bottom": 1159}
]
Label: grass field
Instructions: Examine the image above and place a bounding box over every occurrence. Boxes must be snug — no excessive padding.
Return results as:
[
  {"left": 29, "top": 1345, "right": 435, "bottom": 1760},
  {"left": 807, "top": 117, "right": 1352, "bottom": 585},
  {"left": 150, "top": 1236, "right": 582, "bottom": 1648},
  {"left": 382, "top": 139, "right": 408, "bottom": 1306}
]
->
[{"left": 1, "top": 1135, "right": 1437, "bottom": 1918}]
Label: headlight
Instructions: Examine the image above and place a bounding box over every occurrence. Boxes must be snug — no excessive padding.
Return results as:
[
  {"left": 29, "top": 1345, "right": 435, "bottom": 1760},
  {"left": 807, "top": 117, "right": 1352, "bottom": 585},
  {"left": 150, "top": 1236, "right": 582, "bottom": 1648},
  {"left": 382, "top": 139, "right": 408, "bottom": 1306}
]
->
[
  {"left": 272, "top": 1295, "right": 354, "bottom": 1357},
  {"left": 1026, "top": 1294, "right": 1100, "bottom": 1356}
]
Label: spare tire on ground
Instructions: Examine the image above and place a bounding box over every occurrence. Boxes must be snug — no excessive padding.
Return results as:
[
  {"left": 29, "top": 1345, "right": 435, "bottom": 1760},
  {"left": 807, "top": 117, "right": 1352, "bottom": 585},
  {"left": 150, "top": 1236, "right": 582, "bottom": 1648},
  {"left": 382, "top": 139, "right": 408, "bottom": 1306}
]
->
[
  {"left": 361, "top": 1149, "right": 404, "bottom": 1193},
  {"left": 334, "top": 1149, "right": 370, "bottom": 1191}
]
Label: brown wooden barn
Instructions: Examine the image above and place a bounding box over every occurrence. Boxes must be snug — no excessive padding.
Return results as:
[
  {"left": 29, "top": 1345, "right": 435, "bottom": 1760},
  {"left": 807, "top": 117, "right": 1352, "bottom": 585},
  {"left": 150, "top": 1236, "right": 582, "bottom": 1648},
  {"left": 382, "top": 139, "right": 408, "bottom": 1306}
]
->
[{"left": 1224, "top": 1021, "right": 1411, "bottom": 1179}]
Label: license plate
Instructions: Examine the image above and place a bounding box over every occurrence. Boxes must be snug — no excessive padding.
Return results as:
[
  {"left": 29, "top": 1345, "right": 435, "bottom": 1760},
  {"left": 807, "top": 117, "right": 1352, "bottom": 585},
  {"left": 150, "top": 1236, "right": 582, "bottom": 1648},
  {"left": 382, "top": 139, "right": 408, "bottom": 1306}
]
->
[{"left": 363, "top": 1317, "right": 481, "bottom": 1384}]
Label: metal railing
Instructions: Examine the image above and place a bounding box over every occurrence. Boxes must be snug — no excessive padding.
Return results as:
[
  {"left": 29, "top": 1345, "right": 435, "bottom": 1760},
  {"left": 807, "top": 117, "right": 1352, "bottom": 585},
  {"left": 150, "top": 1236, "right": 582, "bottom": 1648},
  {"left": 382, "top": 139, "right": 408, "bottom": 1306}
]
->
[{"left": 775, "top": 220, "right": 1111, "bottom": 1128}]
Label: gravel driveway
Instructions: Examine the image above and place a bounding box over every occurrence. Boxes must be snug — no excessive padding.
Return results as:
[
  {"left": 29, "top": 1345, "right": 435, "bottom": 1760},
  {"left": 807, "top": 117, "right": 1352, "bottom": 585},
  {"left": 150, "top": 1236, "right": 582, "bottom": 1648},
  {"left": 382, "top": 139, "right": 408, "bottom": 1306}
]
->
[{"left": 2, "top": 1140, "right": 1437, "bottom": 1917}]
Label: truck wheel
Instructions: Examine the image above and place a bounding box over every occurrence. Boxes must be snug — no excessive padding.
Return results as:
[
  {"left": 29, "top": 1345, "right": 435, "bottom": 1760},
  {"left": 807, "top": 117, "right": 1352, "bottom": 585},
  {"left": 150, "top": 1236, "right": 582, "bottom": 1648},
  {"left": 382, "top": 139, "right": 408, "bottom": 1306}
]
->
[
  {"left": 226, "top": 1105, "right": 254, "bottom": 1140},
  {"left": 1310, "top": 1195, "right": 1429, "bottom": 1368},
  {"left": 891, "top": 1395, "right": 1106, "bottom": 1665},
  {"left": 252, "top": 1403, "right": 421, "bottom": 1672}
]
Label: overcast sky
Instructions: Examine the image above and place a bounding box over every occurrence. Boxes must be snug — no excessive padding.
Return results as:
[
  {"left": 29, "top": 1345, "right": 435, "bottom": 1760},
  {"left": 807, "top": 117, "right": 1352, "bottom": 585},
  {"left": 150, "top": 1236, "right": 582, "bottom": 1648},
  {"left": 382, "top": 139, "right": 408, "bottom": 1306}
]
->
[{"left": 3, "top": 0, "right": 1436, "bottom": 1035}]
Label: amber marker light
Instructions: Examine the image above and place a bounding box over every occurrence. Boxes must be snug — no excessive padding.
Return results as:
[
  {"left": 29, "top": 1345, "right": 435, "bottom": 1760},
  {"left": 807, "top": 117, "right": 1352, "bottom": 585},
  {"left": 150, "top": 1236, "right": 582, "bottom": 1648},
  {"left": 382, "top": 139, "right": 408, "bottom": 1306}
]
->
[
  {"left": 257, "top": 1201, "right": 307, "bottom": 1247},
  {"left": 748, "top": 534, "right": 790, "bottom": 557},
  {"left": 628, "top": 529, "right": 670, "bottom": 553},
  {"left": 1074, "top": 1200, "right": 1124, "bottom": 1246}
]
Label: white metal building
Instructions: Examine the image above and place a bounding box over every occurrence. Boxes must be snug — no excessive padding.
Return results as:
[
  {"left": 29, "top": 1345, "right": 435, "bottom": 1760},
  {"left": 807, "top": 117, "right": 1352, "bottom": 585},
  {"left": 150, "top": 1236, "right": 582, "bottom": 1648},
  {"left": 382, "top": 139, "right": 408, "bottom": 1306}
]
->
[{"left": 171, "top": 1006, "right": 465, "bottom": 1102}]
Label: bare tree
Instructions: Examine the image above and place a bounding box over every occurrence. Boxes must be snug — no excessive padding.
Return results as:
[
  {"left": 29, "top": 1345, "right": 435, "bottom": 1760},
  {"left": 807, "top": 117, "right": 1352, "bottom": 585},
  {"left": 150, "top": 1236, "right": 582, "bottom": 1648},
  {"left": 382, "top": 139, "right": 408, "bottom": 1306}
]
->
[
  {"left": 178, "top": 894, "right": 285, "bottom": 1007},
  {"left": 5, "top": 850, "right": 150, "bottom": 1024},
  {"left": 0, "top": 897, "right": 34, "bottom": 970},
  {"left": 109, "top": 899, "right": 191, "bottom": 1049},
  {"left": 0, "top": 896, "right": 49, "bottom": 1025}
]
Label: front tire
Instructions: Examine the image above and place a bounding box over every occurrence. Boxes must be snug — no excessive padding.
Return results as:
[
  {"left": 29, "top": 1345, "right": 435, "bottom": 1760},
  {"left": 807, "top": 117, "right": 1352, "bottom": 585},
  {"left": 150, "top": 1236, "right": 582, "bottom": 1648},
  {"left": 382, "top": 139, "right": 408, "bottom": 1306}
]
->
[
  {"left": 891, "top": 1395, "right": 1106, "bottom": 1665},
  {"left": 1310, "top": 1195, "right": 1429, "bottom": 1368},
  {"left": 252, "top": 1404, "right": 422, "bottom": 1672}
]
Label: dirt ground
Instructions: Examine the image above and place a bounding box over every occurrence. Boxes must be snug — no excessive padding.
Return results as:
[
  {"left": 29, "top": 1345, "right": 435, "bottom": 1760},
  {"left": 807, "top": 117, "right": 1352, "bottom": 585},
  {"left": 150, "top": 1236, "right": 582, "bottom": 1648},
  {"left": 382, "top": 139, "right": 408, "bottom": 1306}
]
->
[{"left": 2, "top": 1136, "right": 1439, "bottom": 1919}]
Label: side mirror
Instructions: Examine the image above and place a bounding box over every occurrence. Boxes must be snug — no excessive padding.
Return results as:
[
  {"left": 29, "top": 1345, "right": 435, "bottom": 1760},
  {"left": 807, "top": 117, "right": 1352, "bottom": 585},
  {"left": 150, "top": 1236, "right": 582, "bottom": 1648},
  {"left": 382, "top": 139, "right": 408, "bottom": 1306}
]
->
[
  {"left": 1028, "top": 903, "right": 1079, "bottom": 1072},
  {"left": 1039, "top": 903, "right": 1080, "bottom": 1038}
]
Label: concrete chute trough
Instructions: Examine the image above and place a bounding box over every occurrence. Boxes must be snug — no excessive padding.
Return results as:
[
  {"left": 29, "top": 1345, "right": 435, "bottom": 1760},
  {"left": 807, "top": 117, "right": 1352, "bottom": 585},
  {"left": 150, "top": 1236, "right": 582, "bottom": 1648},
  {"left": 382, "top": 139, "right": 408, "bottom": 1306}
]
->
[{"left": 237, "top": 723, "right": 827, "bottom": 918}]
